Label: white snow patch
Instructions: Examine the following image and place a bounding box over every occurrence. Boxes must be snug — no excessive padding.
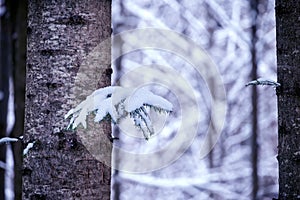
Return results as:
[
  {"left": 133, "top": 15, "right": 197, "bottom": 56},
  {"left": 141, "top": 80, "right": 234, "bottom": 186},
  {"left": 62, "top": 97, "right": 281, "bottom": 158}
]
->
[
  {"left": 125, "top": 87, "right": 173, "bottom": 112},
  {"left": 23, "top": 142, "right": 35, "bottom": 156}
]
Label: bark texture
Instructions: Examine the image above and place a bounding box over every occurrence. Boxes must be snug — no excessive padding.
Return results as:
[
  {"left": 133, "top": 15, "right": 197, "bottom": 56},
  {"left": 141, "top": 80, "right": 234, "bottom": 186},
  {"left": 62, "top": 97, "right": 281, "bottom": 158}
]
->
[
  {"left": 276, "top": 0, "right": 300, "bottom": 199},
  {"left": 23, "top": 1, "right": 112, "bottom": 199}
]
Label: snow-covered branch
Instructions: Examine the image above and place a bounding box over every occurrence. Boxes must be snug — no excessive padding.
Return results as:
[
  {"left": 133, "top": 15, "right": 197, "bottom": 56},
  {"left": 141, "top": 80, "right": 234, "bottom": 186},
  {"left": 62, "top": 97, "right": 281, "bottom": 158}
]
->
[
  {"left": 65, "top": 86, "right": 172, "bottom": 140},
  {"left": 0, "top": 137, "right": 22, "bottom": 145},
  {"left": 245, "top": 78, "right": 280, "bottom": 88}
]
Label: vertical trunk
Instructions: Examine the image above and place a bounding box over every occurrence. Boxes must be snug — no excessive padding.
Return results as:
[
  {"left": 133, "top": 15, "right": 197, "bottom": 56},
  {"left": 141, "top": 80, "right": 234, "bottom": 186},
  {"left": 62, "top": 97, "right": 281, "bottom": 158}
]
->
[
  {"left": 276, "top": 0, "right": 300, "bottom": 199},
  {"left": 23, "top": 1, "right": 112, "bottom": 199},
  {"left": 250, "top": 0, "right": 259, "bottom": 199},
  {"left": 111, "top": 33, "right": 124, "bottom": 200},
  {"left": 0, "top": 0, "right": 13, "bottom": 198},
  {"left": 10, "top": 1, "right": 28, "bottom": 199},
  {"left": 112, "top": 128, "right": 121, "bottom": 200},
  {"left": 0, "top": 1, "right": 27, "bottom": 199}
]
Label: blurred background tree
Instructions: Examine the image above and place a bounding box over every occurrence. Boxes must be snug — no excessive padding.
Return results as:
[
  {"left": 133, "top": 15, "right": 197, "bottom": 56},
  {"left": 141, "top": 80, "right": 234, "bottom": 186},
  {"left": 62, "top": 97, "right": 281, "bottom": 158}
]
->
[
  {"left": 0, "top": 0, "right": 27, "bottom": 199},
  {"left": 112, "top": 0, "right": 278, "bottom": 199}
]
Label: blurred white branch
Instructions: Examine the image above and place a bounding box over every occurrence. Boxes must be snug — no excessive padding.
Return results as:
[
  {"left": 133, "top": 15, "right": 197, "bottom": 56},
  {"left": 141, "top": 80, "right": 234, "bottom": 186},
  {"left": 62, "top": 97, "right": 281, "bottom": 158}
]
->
[
  {"left": 0, "top": 137, "right": 20, "bottom": 145},
  {"left": 204, "top": 0, "right": 250, "bottom": 48},
  {"left": 119, "top": 172, "right": 246, "bottom": 199}
]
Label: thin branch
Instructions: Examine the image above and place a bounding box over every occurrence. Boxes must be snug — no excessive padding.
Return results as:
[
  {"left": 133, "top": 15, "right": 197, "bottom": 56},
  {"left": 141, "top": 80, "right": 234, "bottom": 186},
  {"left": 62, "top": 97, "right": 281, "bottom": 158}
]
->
[
  {"left": 0, "top": 137, "right": 21, "bottom": 145},
  {"left": 245, "top": 78, "right": 281, "bottom": 87}
]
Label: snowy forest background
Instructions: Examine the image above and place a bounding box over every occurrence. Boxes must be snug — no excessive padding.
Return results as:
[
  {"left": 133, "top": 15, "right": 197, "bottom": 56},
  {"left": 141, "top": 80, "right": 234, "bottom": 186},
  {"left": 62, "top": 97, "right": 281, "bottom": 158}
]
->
[
  {"left": 0, "top": 0, "right": 279, "bottom": 199},
  {"left": 111, "top": 0, "right": 278, "bottom": 200}
]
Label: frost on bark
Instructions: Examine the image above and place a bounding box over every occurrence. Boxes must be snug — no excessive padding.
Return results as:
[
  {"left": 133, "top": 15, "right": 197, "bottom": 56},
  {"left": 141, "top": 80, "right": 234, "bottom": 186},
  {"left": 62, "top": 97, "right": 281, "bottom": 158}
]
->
[
  {"left": 276, "top": 0, "right": 300, "bottom": 199},
  {"left": 23, "top": 1, "right": 112, "bottom": 199}
]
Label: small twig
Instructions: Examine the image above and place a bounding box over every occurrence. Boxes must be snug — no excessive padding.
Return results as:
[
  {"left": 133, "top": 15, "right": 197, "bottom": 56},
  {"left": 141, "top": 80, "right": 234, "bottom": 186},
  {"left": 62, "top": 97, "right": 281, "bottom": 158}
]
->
[
  {"left": 245, "top": 78, "right": 281, "bottom": 88},
  {"left": 0, "top": 136, "right": 22, "bottom": 145},
  {"left": 109, "top": 136, "right": 119, "bottom": 143}
]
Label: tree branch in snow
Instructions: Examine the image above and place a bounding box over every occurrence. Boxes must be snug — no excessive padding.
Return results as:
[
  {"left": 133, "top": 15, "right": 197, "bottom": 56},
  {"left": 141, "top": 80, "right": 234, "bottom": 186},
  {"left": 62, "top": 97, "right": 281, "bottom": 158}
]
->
[
  {"left": 0, "top": 136, "right": 22, "bottom": 145},
  {"left": 65, "top": 86, "right": 173, "bottom": 140},
  {"left": 0, "top": 136, "right": 36, "bottom": 156},
  {"left": 245, "top": 78, "right": 280, "bottom": 88}
]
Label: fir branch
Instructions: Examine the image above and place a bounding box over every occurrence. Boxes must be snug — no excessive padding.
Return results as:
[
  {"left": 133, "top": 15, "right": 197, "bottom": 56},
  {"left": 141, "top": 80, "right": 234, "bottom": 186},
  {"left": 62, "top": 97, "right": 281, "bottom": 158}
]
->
[{"left": 65, "top": 86, "right": 173, "bottom": 140}]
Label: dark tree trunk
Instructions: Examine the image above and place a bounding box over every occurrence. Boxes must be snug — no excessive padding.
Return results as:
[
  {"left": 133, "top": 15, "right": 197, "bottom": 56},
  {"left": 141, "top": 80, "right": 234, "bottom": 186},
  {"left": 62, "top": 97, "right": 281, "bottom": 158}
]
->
[
  {"left": 10, "top": 1, "right": 28, "bottom": 199},
  {"left": 0, "top": 1, "right": 27, "bottom": 199},
  {"left": 250, "top": 0, "right": 259, "bottom": 199},
  {"left": 0, "top": 1, "right": 13, "bottom": 199},
  {"left": 276, "top": 0, "right": 300, "bottom": 199},
  {"left": 23, "top": 1, "right": 112, "bottom": 199},
  {"left": 0, "top": 0, "right": 14, "bottom": 198}
]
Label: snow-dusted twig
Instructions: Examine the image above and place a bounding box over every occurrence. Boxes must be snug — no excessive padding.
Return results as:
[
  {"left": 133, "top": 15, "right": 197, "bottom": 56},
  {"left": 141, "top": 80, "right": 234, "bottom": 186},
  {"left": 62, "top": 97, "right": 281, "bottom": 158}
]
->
[
  {"left": 0, "top": 136, "right": 22, "bottom": 145},
  {"left": 23, "top": 142, "right": 35, "bottom": 156},
  {"left": 245, "top": 78, "right": 280, "bottom": 88},
  {"left": 65, "top": 86, "right": 173, "bottom": 140}
]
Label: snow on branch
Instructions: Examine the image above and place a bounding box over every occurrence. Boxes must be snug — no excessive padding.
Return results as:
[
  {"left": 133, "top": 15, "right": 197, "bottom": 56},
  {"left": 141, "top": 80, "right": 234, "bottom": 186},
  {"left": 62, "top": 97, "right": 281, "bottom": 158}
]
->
[
  {"left": 65, "top": 86, "right": 173, "bottom": 140},
  {"left": 0, "top": 136, "right": 22, "bottom": 145},
  {"left": 245, "top": 78, "right": 281, "bottom": 88}
]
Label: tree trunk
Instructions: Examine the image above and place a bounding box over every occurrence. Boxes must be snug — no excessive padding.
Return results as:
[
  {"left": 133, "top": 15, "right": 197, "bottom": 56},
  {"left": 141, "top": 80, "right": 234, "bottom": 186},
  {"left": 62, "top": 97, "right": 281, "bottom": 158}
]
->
[
  {"left": 10, "top": 1, "right": 28, "bottom": 199},
  {"left": 23, "top": 1, "right": 112, "bottom": 199},
  {"left": 0, "top": 0, "right": 14, "bottom": 198},
  {"left": 276, "top": 0, "right": 300, "bottom": 199},
  {"left": 250, "top": 0, "right": 259, "bottom": 199},
  {"left": 0, "top": 1, "right": 27, "bottom": 199}
]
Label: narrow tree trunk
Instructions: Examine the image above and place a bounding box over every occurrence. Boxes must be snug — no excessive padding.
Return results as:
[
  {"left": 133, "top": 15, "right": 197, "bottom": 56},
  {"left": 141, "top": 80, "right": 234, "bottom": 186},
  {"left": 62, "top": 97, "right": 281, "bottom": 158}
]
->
[
  {"left": 0, "top": 0, "right": 13, "bottom": 198},
  {"left": 276, "top": 0, "right": 300, "bottom": 199},
  {"left": 10, "top": 1, "right": 28, "bottom": 199},
  {"left": 250, "top": 0, "right": 259, "bottom": 199},
  {"left": 23, "top": 1, "right": 112, "bottom": 199}
]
